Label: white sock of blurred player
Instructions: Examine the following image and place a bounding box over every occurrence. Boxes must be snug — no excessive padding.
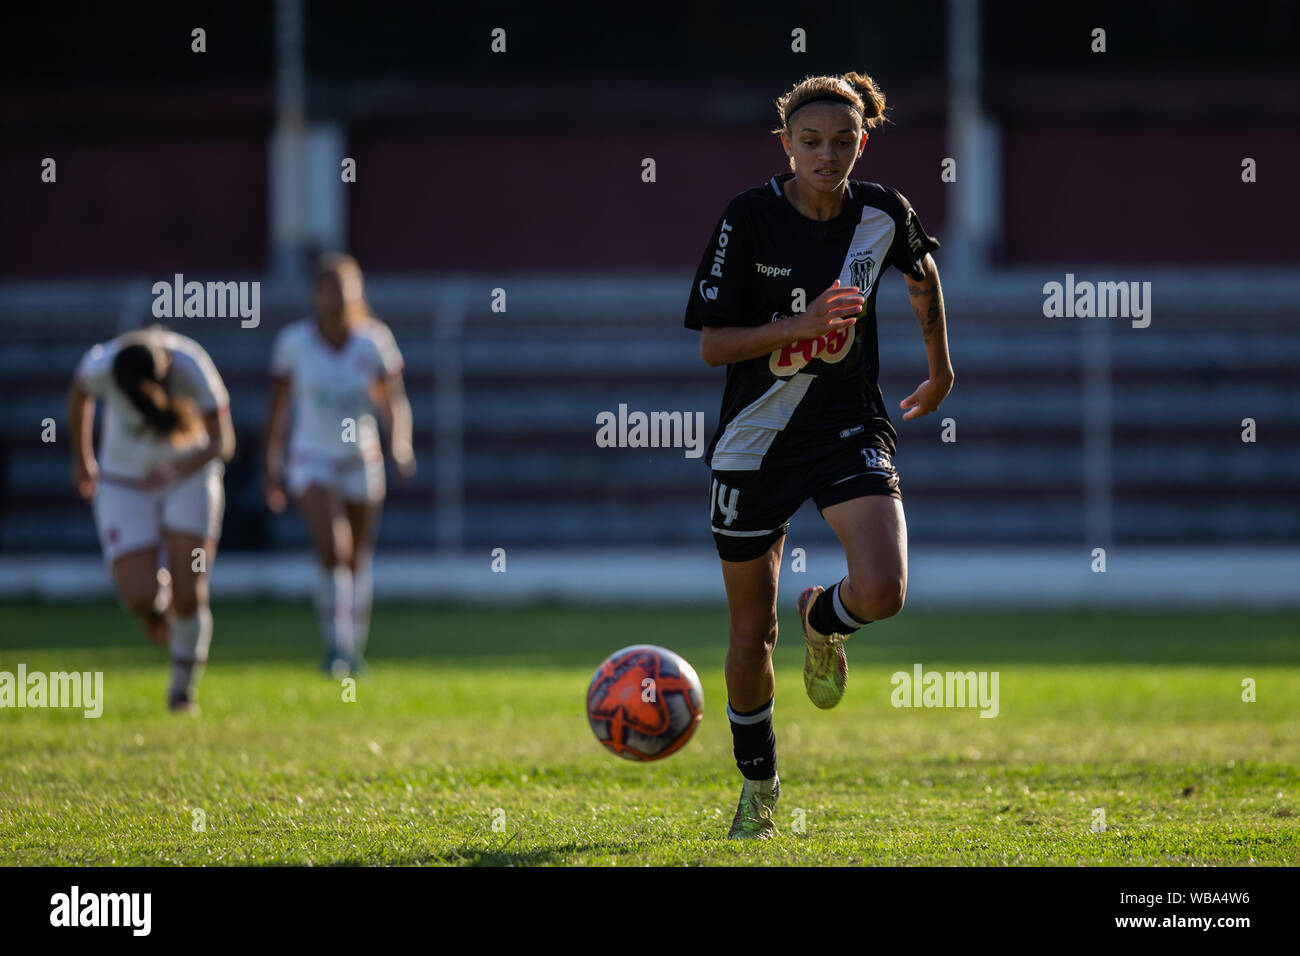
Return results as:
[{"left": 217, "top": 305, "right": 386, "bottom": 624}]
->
[
  {"left": 169, "top": 607, "right": 212, "bottom": 706},
  {"left": 352, "top": 556, "right": 373, "bottom": 659},
  {"left": 316, "top": 565, "right": 355, "bottom": 664}
]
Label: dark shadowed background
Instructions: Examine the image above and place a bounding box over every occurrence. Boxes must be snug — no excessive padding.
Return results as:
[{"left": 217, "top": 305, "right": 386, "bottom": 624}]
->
[{"left": 0, "top": 0, "right": 1296, "bottom": 604}]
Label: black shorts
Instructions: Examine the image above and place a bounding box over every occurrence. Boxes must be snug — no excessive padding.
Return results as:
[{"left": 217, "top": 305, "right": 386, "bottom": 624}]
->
[{"left": 709, "top": 440, "right": 901, "bottom": 562}]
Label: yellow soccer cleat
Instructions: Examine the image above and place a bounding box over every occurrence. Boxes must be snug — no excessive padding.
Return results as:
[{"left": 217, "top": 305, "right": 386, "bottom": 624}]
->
[
  {"left": 727, "top": 774, "right": 780, "bottom": 839},
  {"left": 798, "top": 587, "right": 848, "bottom": 709}
]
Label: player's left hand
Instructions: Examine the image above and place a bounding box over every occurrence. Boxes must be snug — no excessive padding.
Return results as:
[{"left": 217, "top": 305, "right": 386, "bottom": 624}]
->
[
  {"left": 393, "top": 447, "right": 417, "bottom": 480},
  {"left": 900, "top": 370, "right": 954, "bottom": 420}
]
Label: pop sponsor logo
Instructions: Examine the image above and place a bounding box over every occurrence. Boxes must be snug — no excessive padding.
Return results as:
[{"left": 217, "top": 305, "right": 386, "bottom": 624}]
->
[{"left": 770, "top": 323, "right": 855, "bottom": 377}]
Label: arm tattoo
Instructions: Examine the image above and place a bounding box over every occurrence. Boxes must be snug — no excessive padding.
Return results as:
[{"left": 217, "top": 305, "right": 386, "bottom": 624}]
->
[
  {"left": 923, "top": 294, "right": 942, "bottom": 343},
  {"left": 908, "top": 275, "right": 944, "bottom": 343}
]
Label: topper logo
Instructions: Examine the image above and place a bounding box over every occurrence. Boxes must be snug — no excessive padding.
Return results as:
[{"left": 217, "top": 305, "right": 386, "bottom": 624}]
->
[
  {"left": 709, "top": 219, "right": 733, "bottom": 278},
  {"left": 769, "top": 324, "right": 855, "bottom": 377}
]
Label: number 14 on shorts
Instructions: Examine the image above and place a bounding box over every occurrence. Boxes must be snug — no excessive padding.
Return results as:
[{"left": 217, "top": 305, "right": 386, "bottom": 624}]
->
[{"left": 711, "top": 478, "right": 740, "bottom": 527}]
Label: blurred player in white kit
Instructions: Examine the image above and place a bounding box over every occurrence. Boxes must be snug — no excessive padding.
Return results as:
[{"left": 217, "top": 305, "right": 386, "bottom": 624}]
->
[
  {"left": 68, "top": 325, "right": 235, "bottom": 713},
  {"left": 263, "top": 253, "right": 416, "bottom": 677}
]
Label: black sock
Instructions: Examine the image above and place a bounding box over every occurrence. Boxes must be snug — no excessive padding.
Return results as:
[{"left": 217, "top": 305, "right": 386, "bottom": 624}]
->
[
  {"left": 808, "top": 578, "right": 869, "bottom": 638},
  {"left": 728, "top": 698, "right": 776, "bottom": 780}
]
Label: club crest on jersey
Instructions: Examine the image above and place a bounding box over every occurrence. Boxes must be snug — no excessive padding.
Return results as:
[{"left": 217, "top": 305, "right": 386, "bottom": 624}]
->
[{"left": 849, "top": 252, "right": 874, "bottom": 291}]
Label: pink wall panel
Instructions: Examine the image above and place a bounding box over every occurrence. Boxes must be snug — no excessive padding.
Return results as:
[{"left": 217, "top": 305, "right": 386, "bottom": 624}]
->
[
  {"left": 0, "top": 138, "right": 267, "bottom": 276},
  {"left": 347, "top": 127, "right": 947, "bottom": 271},
  {"left": 1000, "top": 124, "right": 1298, "bottom": 264}
]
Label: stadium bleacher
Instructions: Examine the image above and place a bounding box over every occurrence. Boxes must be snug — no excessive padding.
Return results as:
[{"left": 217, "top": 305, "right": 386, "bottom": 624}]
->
[{"left": 3, "top": 273, "right": 1296, "bottom": 560}]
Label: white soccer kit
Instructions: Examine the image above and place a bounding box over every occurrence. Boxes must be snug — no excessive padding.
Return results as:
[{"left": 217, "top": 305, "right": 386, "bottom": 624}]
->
[
  {"left": 270, "top": 317, "right": 404, "bottom": 503},
  {"left": 76, "top": 328, "right": 229, "bottom": 563}
]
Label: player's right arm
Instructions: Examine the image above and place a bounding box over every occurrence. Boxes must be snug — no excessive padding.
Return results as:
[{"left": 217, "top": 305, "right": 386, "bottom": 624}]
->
[
  {"left": 263, "top": 325, "right": 296, "bottom": 513},
  {"left": 68, "top": 343, "right": 112, "bottom": 501},
  {"left": 699, "top": 281, "right": 864, "bottom": 367},
  {"left": 685, "top": 197, "right": 863, "bottom": 367},
  {"left": 262, "top": 376, "right": 291, "bottom": 513},
  {"left": 67, "top": 378, "right": 97, "bottom": 501}
]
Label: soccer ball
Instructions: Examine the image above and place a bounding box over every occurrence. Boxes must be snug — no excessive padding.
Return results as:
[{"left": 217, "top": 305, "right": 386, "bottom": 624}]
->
[{"left": 586, "top": 644, "right": 704, "bottom": 761}]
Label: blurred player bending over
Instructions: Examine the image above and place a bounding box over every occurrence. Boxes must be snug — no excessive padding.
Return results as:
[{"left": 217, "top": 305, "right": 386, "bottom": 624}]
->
[
  {"left": 684, "top": 72, "right": 954, "bottom": 837},
  {"left": 263, "top": 253, "right": 415, "bottom": 677},
  {"left": 68, "top": 325, "right": 235, "bottom": 713}
]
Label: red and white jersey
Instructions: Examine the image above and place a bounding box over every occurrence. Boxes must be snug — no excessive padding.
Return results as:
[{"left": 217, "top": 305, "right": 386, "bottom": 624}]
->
[
  {"left": 270, "top": 317, "right": 404, "bottom": 463},
  {"left": 75, "top": 328, "right": 229, "bottom": 481}
]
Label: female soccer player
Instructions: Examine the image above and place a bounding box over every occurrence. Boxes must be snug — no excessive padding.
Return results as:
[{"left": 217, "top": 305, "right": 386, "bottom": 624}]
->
[
  {"left": 68, "top": 325, "right": 235, "bottom": 713},
  {"left": 684, "top": 72, "right": 954, "bottom": 838},
  {"left": 263, "top": 253, "right": 415, "bottom": 677}
]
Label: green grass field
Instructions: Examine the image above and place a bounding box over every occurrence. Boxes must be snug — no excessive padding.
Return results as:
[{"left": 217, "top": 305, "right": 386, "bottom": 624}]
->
[{"left": 2, "top": 600, "right": 1297, "bottom": 866}]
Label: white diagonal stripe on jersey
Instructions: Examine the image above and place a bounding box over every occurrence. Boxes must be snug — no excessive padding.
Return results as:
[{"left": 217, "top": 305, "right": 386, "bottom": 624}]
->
[
  {"left": 711, "top": 526, "right": 781, "bottom": 537},
  {"left": 709, "top": 372, "right": 815, "bottom": 471},
  {"left": 838, "top": 207, "right": 896, "bottom": 292}
]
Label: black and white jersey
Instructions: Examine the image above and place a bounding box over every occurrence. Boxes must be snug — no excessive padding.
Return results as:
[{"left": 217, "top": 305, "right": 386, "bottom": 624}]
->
[{"left": 684, "top": 171, "right": 939, "bottom": 471}]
